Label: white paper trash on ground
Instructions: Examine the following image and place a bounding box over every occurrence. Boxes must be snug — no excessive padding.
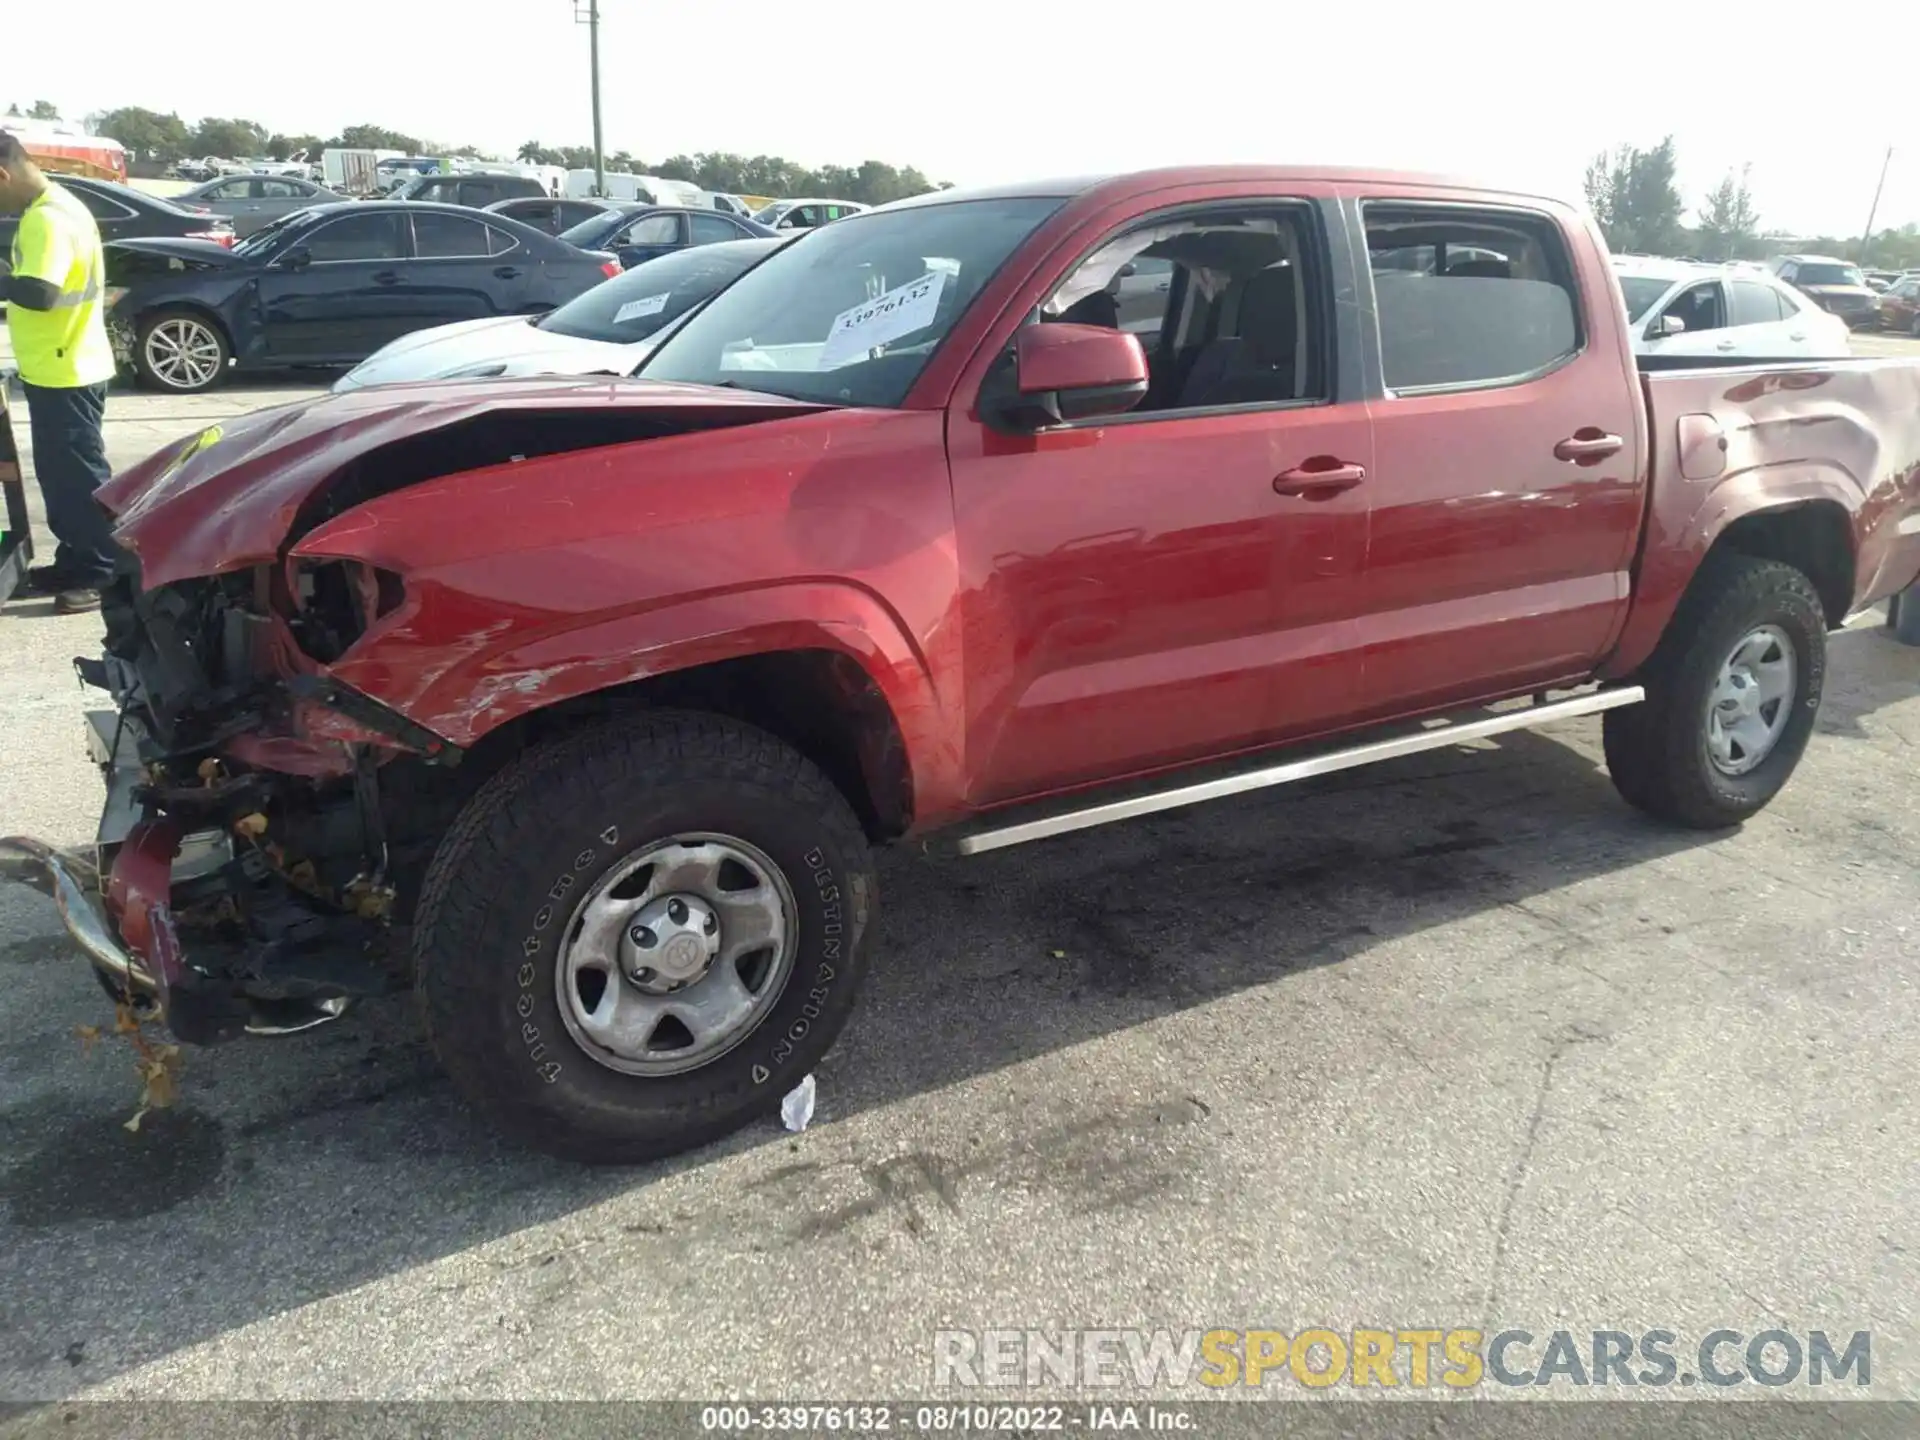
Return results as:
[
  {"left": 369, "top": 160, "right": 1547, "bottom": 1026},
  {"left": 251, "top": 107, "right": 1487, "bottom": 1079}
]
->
[{"left": 781, "top": 1073, "right": 816, "bottom": 1133}]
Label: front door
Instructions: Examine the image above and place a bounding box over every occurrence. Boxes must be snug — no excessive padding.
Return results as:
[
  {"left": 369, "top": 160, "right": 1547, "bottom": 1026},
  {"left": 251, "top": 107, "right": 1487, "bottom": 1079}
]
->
[
  {"left": 1641, "top": 277, "right": 1739, "bottom": 357},
  {"left": 257, "top": 209, "right": 412, "bottom": 360},
  {"left": 613, "top": 212, "right": 687, "bottom": 269},
  {"left": 947, "top": 193, "right": 1373, "bottom": 805},
  {"left": 1352, "top": 196, "right": 1644, "bottom": 715}
]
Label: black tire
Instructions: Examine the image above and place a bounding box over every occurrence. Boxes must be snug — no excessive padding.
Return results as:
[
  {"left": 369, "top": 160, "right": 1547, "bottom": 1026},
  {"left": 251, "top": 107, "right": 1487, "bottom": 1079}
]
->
[
  {"left": 1603, "top": 553, "right": 1827, "bottom": 829},
  {"left": 131, "top": 308, "right": 230, "bottom": 394},
  {"left": 413, "top": 710, "right": 877, "bottom": 1164}
]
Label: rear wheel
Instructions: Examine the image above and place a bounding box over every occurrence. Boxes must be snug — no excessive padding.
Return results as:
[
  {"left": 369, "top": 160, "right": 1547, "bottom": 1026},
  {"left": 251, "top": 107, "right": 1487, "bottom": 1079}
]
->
[
  {"left": 133, "top": 309, "right": 230, "bottom": 393},
  {"left": 413, "top": 711, "right": 877, "bottom": 1163},
  {"left": 1604, "top": 554, "right": 1827, "bottom": 829}
]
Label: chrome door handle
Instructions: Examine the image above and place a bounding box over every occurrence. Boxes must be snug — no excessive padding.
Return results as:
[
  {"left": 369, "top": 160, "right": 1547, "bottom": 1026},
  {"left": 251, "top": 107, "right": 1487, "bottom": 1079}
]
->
[
  {"left": 1554, "top": 432, "right": 1624, "bottom": 463},
  {"left": 1274, "top": 461, "right": 1366, "bottom": 498}
]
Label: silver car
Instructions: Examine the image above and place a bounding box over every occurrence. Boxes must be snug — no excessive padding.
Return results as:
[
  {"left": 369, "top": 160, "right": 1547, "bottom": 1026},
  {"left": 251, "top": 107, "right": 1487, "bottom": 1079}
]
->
[
  {"left": 174, "top": 173, "right": 347, "bottom": 236},
  {"left": 333, "top": 236, "right": 785, "bottom": 392}
]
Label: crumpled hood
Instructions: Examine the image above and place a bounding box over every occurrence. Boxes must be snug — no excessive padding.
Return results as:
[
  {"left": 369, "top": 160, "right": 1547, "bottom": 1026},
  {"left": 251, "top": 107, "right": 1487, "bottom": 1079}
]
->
[
  {"left": 333, "top": 315, "right": 649, "bottom": 392},
  {"left": 98, "top": 378, "right": 832, "bottom": 588}
]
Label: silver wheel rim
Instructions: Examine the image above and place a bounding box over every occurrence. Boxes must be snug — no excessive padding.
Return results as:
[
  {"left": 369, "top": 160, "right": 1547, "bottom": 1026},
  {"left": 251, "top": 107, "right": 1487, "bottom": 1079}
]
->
[
  {"left": 1705, "top": 624, "right": 1796, "bottom": 776},
  {"left": 554, "top": 833, "right": 797, "bottom": 1077},
  {"left": 144, "top": 318, "right": 222, "bottom": 389}
]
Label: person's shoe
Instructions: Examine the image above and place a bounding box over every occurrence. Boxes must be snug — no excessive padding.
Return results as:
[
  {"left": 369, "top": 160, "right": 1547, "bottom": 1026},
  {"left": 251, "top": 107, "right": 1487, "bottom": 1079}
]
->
[{"left": 54, "top": 587, "right": 102, "bottom": 614}]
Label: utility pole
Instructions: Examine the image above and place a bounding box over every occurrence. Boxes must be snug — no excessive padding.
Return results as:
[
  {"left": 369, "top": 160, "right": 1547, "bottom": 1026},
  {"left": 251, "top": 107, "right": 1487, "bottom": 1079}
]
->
[
  {"left": 1858, "top": 145, "right": 1893, "bottom": 264},
  {"left": 573, "top": 0, "right": 604, "bottom": 197}
]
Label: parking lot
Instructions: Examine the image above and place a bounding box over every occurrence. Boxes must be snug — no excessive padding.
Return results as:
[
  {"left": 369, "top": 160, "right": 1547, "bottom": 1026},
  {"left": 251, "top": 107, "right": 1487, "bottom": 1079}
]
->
[{"left": 2, "top": 343, "right": 1919, "bottom": 1414}]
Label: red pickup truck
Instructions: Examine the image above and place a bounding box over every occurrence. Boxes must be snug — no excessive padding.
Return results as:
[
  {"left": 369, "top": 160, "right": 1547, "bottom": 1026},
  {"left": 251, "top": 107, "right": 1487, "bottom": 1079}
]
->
[{"left": 7, "top": 166, "right": 1920, "bottom": 1162}]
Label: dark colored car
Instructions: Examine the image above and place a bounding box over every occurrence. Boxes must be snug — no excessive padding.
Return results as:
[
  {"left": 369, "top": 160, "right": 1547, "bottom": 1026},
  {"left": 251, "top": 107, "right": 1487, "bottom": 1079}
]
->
[
  {"left": 387, "top": 173, "right": 549, "bottom": 208},
  {"left": 103, "top": 201, "right": 620, "bottom": 393},
  {"left": 175, "top": 173, "right": 347, "bottom": 237},
  {"left": 483, "top": 195, "right": 619, "bottom": 236},
  {"left": 1770, "top": 254, "right": 1882, "bottom": 329},
  {"left": 0, "top": 175, "right": 235, "bottom": 274},
  {"left": 555, "top": 204, "right": 772, "bottom": 271},
  {"left": 1879, "top": 274, "right": 1920, "bottom": 337}
]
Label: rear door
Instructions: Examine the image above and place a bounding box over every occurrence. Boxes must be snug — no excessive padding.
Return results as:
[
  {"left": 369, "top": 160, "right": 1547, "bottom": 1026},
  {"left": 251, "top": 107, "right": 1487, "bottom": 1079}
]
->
[
  {"left": 1725, "top": 276, "right": 1812, "bottom": 355},
  {"left": 399, "top": 210, "right": 531, "bottom": 330},
  {"left": 1349, "top": 194, "right": 1645, "bottom": 714},
  {"left": 256, "top": 209, "right": 412, "bottom": 359}
]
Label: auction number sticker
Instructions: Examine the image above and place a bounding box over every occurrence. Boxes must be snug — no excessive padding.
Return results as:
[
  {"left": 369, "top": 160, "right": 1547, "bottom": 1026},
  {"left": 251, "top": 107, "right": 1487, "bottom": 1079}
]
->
[
  {"left": 614, "top": 293, "right": 671, "bottom": 324},
  {"left": 817, "top": 270, "right": 947, "bottom": 369}
]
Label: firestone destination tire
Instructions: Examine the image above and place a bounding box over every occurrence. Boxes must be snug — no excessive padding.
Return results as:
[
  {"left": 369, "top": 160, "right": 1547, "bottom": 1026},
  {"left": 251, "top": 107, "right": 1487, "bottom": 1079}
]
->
[
  {"left": 1604, "top": 553, "right": 1827, "bottom": 829},
  {"left": 413, "top": 711, "right": 877, "bottom": 1163}
]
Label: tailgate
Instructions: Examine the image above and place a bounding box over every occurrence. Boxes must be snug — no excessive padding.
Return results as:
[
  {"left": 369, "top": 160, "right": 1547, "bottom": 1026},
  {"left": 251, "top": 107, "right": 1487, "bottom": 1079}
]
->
[{"left": 1640, "top": 359, "right": 1920, "bottom": 611}]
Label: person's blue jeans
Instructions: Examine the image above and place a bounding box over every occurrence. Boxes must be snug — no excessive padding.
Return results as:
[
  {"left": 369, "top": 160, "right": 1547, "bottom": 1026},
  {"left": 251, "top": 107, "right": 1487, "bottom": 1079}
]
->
[{"left": 23, "top": 380, "right": 118, "bottom": 588}]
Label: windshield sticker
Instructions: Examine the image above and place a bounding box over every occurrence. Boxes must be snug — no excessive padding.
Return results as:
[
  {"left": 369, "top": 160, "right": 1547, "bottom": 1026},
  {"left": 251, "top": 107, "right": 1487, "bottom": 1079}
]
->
[
  {"left": 613, "top": 293, "right": 671, "bottom": 324},
  {"left": 817, "top": 270, "right": 947, "bottom": 369}
]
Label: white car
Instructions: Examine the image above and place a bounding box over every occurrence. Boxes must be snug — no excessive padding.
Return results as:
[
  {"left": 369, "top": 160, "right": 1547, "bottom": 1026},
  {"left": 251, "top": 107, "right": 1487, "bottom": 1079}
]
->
[
  {"left": 333, "top": 237, "right": 783, "bottom": 392},
  {"left": 1613, "top": 256, "right": 1850, "bottom": 359},
  {"left": 750, "top": 198, "right": 869, "bottom": 231}
]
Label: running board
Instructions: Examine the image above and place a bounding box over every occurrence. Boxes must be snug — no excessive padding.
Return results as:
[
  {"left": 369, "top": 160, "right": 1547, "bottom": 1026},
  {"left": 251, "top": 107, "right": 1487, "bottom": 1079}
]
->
[{"left": 949, "top": 685, "right": 1645, "bottom": 856}]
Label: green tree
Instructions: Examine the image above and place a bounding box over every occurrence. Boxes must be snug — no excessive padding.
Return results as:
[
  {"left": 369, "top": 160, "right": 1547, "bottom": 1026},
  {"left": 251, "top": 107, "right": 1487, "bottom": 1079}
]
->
[
  {"left": 266, "top": 132, "right": 325, "bottom": 162},
  {"left": 26, "top": 100, "right": 61, "bottom": 120},
  {"left": 190, "top": 116, "right": 270, "bottom": 158},
  {"left": 1584, "top": 136, "right": 1687, "bottom": 256},
  {"left": 332, "top": 123, "right": 424, "bottom": 153},
  {"left": 93, "top": 106, "right": 192, "bottom": 164},
  {"left": 1695, "top": 165, "right": 1763, "bottom": 261},
  {"left": 517, "top": 139, "right": 559, "bottom": 164}
]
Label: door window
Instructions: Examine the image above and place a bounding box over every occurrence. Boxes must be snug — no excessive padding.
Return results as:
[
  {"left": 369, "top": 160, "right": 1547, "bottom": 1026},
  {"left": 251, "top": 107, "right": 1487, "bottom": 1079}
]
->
[
  {"left": 690, "top": 212, "right": 741, "bottom": 244},
  {"left": 302, "top": 212, "right": 409, "bottom": 262},
  {"left": 1730, "top": 280, "right": 1788, "bottom": 326},
  {"left": 484, "top": 224, "right": 522, "bottom": 257},
  {"left": 71, "top": 187, "right": 137, "bottom": 221},
  {"left": 461, "top": 181, "right": 501, "bottom": 207},
  {"left": 412, "top": 211, "right": 493, "bottom": 258},
  {"left": 1036, "top": 203, "right": 1327, "bottom": 414},
  {"left": 206, "top": 179, "right": 256, "bottom": 201},
  {"left": 258, "top": 178, "right": 306, "bottom": 199},
  {"left": 617, "top": 213, "right": 682, "bottom": 246},
  {"left": 782, "top": 206, "right": 822, "bottom": 229},
  {"left": 1658, "top": 281, "right": 1727, "bottom": 335},
  {"left": 1364, "top": 206, "right": 1580, "bottom": 390}
]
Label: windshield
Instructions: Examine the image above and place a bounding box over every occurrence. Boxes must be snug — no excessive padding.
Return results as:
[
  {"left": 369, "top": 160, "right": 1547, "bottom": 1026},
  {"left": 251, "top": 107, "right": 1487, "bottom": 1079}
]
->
[
  {"left": 1617, "top": 276, "right": 1674, "bottom": 322},
  {"left": 538, "top": 242, "right": 775, "bottom": 342},
  {"left": 1793, "top": 263, "right": 1866, "bottom": 288},
  {"left": 231, "top": 210, "right": 315, "bottom": 258},
  {"left": 639, "top": 197, "right": 1063, "bottom": 407}
]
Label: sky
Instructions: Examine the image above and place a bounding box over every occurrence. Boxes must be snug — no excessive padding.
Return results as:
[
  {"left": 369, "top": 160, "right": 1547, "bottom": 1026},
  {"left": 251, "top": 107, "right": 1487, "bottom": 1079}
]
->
[{"left": 9, "top": 0, "right": 1915, "bottom": 239}]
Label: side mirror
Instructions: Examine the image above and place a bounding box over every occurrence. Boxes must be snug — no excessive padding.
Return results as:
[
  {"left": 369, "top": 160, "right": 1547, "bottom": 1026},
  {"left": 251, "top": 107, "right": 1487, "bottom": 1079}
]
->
[
  {"left": 1652, "top": 313, "right": 1687, "bottom": 338},
  {"left": 277, "top": 246, "right": 312, "bottom": 271},
  {"left": 1117, "top": 261, "right": 1138, "bottom": 280},
  {"left": 992, "top": 323, "right": 1148, "bottom": 430}
]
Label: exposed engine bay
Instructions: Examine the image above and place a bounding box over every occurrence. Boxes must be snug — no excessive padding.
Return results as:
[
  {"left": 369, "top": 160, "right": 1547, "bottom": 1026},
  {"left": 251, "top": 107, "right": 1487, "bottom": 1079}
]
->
[{"left": 77, "top": 562, "right": 468, "bottom": 1043}]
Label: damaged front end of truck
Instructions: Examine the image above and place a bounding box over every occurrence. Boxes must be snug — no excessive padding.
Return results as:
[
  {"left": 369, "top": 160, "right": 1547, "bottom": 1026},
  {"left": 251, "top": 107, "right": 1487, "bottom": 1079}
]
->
[{"left": 0, "top": 377, "right": 831, "bottom": 1044}]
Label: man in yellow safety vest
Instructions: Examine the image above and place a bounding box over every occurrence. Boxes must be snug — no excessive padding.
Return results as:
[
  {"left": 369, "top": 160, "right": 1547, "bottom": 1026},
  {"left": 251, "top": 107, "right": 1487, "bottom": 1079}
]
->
[{"left": 1, "top": 129, "right": 119, "bottom": 613}]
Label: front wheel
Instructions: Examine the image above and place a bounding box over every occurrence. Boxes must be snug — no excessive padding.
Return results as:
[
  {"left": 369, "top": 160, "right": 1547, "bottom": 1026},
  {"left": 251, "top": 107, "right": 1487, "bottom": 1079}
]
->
[
  {"left": 1604, "top": 554, "right": 1827, "bottom": 829},
  {"left": 413, "top": 711, "right": 877, "bottom": 1163},
  {"left": 132, "top": 309, "right": 230, "bottom": 393}
]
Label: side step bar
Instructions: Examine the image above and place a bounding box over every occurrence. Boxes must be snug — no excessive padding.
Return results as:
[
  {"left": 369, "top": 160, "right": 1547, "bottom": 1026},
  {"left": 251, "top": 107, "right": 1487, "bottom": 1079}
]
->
[{"left": 951, "top": 685, "right": 1645, "bottom": 856}]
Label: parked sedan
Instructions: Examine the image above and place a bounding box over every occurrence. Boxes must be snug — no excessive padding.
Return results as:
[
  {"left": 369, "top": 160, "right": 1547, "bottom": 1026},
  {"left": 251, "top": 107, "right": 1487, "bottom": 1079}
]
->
[
  {"left": 483, "top": 195, "right": 619, "bottom": 236},
  {"left": 1613, "top": 256, "right": 1850, "bottom": 360},
  {"left": 175, "top": 173, "right": 346, "bottom": 236},
  {"left": 0, "top": 176, "right": 234, "bottom": 273},
  {"left": 334, "top": 237, "right": 784, "bottom": 391},
  {"left": 555, "top": 204, "right": 772, "bottom": 271},
  {"left": 104, "top": 202, "right": 621, "bottom": 393}
]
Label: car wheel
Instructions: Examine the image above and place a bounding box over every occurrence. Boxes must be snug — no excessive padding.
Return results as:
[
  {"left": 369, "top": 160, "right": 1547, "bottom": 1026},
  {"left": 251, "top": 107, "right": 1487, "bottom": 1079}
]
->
[
  {"left": 133, "top": 309, "right": 230, "bottom": 393},
  {"left": 413, "top": 710, "right": 878, "bottom": 1164},
  {"left": 1603, "top": 553, "right": 1826, "bottom": 830}
]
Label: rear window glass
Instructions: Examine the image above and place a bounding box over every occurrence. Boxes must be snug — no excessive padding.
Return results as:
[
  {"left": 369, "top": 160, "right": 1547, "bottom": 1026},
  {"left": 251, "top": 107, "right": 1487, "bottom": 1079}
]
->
[{"left": 1365, "top": 206, "right": 1580, "bottom": 391}]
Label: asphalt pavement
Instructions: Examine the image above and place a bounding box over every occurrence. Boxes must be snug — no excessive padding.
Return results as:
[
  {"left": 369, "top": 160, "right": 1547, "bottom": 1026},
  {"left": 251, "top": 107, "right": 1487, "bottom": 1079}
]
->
[{"left": 1, "top": 363, "right": 1917, "bottom": 1424}]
